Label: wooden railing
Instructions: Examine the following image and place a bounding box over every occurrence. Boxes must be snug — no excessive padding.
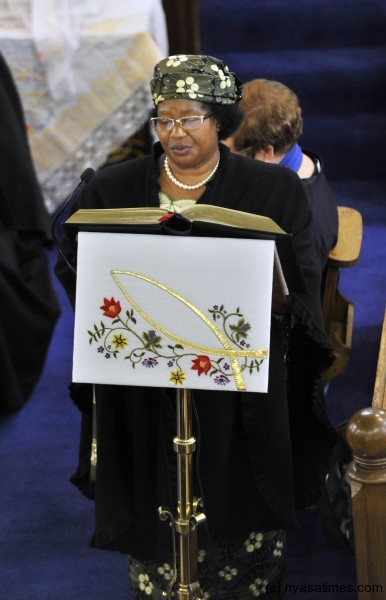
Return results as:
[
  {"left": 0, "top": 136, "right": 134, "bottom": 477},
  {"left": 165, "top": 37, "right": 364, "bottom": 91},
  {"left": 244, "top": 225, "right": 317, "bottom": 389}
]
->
[{"left": 346, "top": 309, "right": 386, "bottom": 599}]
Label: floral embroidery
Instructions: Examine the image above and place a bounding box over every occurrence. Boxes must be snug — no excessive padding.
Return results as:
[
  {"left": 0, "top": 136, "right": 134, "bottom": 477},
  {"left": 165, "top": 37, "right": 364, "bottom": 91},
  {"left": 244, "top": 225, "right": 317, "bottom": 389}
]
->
[
  {"left": 191, "top": 355, "right": 212, "bottom": 376},
  {"left": 152, "top": 93, "right": 164, "bottom": 106},
  {"left": 244, "top": 531, "right": 264, "bottom": 553},
  {"left": 214, "top": 374, "right": 230, "bottom": 386},
  {"left": 273, "top": 539, "right": 284, "bottom": 557},
  {"left": 111, "top": 333, "right": 127, "bottom": 350},
  {"left": 138, "top": 573, "right": 153, "bottom": 595},
  {"left": 128, "top": 530, "right": 286, "bottom": 598},
  {"left": 169, "top": 369, "right": 186, "bottom": 386},
  {"left": 249, "top": 577, "right": 269, "bottom": 597},
  {"left": 210, "top": 63, "right": 232, "bottom": 90},
  {"left": 100, "top": 296, "right": 121, "bottom": 318},
  {"left": 142, "top": 357, "right": 159, "bottom": 368},
  {"left": 197, "top": 549, "right": 207, "bottom": 563},
  {"left": 175, "top": 76, "right": 200, "bottom": 98},
  {"left": 87, "top": 298, "right": 265, "bottom": 387},
  {"left": 166, "top": 54, "right": 189, "bottom": 67},
  {"left": 218, "top": 565, "right": 238, "bottom": 582},
  {"left": 156, "top": 563, "right": 173, "bottom": 581},
  {"left": 160, "top": 73, "right": 213, "bottom": 100}
]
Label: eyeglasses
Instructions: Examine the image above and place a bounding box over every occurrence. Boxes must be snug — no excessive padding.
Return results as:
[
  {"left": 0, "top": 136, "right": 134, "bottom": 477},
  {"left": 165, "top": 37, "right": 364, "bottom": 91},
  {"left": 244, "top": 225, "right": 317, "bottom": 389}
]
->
[{"left": 150, "top": 112, "right": 214, "bottom": 133}]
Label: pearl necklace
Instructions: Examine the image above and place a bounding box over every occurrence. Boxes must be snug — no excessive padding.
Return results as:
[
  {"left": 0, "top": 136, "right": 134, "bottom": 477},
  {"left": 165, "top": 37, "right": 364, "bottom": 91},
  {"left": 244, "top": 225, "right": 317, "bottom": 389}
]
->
[{"left": 164, "top": 154, "right": 220, "bottom": 190}]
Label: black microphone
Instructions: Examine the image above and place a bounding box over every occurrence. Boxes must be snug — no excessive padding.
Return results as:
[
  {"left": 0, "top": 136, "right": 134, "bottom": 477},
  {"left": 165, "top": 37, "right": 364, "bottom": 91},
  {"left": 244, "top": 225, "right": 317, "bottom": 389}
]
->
[{"left": 51, "top": 167, "right": 95, "bottom": 273}]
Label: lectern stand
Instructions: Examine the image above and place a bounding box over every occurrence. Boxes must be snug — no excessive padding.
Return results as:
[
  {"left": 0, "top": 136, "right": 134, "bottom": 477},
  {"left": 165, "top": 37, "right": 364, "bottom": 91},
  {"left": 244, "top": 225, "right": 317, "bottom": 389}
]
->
[
  {"left": 68, "top": 215, "right": 289, "bottom": 597},
  {"left": 159, "top": 388, "right": 205, "bottom": 599}
]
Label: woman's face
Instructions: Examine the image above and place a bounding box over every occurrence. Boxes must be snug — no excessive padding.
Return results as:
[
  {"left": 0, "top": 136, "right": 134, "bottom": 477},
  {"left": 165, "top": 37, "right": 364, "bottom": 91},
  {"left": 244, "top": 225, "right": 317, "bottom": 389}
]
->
[{"left": 155, "top": 99, "right": 219, "bottom": 170}]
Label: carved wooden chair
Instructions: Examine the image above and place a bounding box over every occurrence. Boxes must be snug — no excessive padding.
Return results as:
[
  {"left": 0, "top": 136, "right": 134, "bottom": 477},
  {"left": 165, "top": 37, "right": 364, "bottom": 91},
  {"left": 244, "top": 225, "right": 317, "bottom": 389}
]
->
[{"left": 322, "top": 206, "right": 363, "bottom": 384}]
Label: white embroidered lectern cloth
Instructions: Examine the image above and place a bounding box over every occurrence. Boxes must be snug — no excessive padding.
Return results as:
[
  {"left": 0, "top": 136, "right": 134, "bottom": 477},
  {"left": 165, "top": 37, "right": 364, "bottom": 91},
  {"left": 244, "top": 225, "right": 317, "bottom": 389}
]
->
[{"left": 73, "top": 232, "right": 275, "bottom": 393}]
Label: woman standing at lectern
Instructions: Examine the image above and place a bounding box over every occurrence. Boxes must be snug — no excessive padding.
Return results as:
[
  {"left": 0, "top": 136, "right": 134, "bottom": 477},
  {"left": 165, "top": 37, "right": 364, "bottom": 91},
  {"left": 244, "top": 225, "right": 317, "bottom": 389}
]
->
[{"left": 55, "top": 54, "right": 336, "bottom": 599}]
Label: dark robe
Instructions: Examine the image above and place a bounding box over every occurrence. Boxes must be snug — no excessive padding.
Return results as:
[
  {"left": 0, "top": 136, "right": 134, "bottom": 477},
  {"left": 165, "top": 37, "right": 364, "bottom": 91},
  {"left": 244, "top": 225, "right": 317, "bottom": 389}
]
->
[
  {"left": 0, "top": 52, "right": 61, "bottom": 410},
  {"left": 301, "top": 150, "right": 339, "bottom": 271},
  {"left": 55, "top": 142, "right": 337, "bottom": 561}
]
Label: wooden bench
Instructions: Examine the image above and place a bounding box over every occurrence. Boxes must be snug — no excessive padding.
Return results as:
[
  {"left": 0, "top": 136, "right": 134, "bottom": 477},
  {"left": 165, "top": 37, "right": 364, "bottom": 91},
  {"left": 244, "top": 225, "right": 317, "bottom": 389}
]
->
[{"left": 322, "top": 206, "right": 363, "bottom": 384}]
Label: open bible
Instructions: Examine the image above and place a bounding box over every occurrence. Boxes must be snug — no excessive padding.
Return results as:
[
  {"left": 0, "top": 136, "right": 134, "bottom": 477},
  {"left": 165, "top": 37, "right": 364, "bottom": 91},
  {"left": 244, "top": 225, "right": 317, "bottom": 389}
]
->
[{"left": 65, "top": 203, "right": 306, "bottom": 296}]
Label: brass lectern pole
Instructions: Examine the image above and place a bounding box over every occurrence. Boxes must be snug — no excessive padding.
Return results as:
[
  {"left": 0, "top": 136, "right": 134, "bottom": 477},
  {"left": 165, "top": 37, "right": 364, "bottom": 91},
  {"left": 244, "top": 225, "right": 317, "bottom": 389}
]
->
[{"left": 159, "top": 388, "right": 206, "bottom": 599}]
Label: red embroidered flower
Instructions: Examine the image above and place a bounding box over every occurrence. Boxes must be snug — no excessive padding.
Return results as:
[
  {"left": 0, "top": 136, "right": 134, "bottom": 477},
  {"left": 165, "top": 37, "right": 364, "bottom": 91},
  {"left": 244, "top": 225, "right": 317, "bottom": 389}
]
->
[
  {"left": 100, "top": 297, "right": 122, "bottom": 318},
  {"left": 191, "top": 355, "right": 212, "bottom": 376}
]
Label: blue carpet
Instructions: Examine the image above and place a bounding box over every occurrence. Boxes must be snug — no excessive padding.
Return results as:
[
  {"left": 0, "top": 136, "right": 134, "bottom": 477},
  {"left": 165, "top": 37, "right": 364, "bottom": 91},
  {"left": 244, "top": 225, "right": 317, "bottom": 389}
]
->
[{"left": 199, "top": 0, "right": 386, "bottom": 181}]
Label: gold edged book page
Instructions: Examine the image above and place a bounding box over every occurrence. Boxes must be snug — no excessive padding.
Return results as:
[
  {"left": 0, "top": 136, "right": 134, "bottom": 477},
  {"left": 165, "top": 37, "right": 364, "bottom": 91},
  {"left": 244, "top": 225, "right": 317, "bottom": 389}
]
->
[
  {"left": 64, "top": 204, "right": 306, "bottom": 294},
  {"left": 65, "top": 204, "right": 286, "bottom": 235}
]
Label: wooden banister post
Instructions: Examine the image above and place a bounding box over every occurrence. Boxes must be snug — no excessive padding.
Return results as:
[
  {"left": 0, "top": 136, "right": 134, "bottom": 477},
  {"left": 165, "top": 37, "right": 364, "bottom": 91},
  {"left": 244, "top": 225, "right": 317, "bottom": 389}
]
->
[{"left": 346, "top": 407, "right": 386, "bottom": 599}]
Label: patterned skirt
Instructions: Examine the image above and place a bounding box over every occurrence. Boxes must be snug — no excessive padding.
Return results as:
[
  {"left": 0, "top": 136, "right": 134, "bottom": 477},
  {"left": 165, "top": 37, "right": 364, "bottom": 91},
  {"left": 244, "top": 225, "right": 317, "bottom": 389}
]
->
[{"left": 128, "top": 529, "right": 286, "bottom": 599}]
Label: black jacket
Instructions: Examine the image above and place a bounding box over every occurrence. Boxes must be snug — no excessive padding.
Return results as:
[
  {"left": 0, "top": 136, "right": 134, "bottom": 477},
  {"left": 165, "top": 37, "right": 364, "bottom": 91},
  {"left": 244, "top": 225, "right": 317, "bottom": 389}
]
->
[{"left": 55, "top": 142, "right": 336, "bottom": 560}]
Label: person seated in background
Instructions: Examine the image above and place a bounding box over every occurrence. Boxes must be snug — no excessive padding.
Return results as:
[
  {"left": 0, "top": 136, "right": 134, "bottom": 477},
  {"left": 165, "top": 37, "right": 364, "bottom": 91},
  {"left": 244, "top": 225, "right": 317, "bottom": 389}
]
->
[
  {"left": 0, "top": 52, "right": 61, "bottom": 411},
  {"left": 228, "top": 78, "right": 338, "bottom": 272}
]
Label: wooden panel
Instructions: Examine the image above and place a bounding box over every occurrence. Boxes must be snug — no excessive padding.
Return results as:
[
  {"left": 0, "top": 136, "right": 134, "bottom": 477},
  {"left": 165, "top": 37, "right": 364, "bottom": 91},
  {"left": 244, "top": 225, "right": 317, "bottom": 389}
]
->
[
  {"left": 329, "top": 206, "right": 363, "bottom": 268},
  {"left": 162, "top": 0, "right": 201, "bottom": 55},
  {"left": 351, "top": 483, "right": 386, "bottom": 599}
]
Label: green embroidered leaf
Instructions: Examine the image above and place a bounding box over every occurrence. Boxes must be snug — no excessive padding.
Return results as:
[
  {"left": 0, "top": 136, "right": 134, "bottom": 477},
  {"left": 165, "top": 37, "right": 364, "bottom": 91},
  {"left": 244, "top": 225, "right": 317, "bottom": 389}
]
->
[{"left": 175, "top": 344, "right": 184, "bottom": 350}]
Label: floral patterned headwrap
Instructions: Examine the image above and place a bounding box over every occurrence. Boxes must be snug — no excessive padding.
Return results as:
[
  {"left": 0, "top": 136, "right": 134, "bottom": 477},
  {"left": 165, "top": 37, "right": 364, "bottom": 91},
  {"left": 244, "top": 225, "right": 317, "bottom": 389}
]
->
[{"left": 150, "top": 54, "right": 243, "bottom": 106}]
